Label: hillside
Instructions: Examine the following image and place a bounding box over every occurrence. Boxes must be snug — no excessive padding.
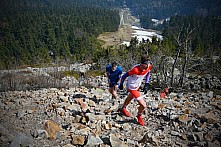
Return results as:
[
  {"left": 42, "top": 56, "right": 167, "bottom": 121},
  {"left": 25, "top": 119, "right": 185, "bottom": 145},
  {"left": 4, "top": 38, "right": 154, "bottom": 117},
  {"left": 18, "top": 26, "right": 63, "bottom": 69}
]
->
[
  {"left": 0, "top": 75, "right": 221, "bottom": 146},
  {"left": 0, "top": 0, "right": 120, "bottom": 69},
  {"left": 120, "top": 0, "right": 221, "bottom": 19}
]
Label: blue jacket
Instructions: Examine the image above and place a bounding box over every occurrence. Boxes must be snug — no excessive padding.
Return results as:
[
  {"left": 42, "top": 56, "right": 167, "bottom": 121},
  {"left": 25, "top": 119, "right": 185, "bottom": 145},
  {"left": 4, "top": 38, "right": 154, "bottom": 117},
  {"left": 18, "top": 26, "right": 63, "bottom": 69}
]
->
[{"left": 106, "top": 65, "right": 123, "bottom": 86}]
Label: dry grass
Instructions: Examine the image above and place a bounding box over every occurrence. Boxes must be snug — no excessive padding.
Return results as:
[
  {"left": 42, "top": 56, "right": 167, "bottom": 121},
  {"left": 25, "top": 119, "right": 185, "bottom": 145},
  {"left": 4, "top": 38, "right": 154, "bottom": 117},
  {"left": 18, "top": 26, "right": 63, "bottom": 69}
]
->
[{"left": 97, "top": 25, "right": 134, "bottom": 48}]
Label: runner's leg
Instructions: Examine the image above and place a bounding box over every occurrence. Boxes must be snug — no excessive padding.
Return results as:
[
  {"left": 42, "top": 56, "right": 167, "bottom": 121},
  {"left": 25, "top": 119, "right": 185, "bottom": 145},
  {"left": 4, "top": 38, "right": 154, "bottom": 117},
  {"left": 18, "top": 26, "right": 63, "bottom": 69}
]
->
[
  {"left": 137, "top": 98, "right": 147, "bottom": 115},
  {"left": 123, "top": 92, "right": 133, "bottom": 107},
  {"left": 112, "top": 84, "right": 118, "bottom": 99}
]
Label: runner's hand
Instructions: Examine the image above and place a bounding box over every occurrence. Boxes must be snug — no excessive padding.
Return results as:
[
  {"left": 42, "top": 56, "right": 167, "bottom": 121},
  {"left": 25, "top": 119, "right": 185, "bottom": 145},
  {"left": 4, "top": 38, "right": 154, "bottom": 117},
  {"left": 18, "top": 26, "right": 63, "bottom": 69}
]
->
[
  {"left": 144, "top": 83, "right": 149, "bottom": 94},
  {"left": 108, "top": 81, "right": 112, "bottom": 87},
  {"left": 119, "top": 84, "right": 123, "bottom": 90}
]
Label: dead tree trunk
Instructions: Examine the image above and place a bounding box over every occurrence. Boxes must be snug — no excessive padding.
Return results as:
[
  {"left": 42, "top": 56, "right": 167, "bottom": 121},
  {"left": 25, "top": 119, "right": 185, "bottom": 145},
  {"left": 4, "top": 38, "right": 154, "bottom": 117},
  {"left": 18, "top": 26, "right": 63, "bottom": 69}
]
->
[
  {"left": 179, "top": 26, "right": 195, "bottom": 87},
  {"left": 170, "top": 29, "right": 183, "bottom": 87}
]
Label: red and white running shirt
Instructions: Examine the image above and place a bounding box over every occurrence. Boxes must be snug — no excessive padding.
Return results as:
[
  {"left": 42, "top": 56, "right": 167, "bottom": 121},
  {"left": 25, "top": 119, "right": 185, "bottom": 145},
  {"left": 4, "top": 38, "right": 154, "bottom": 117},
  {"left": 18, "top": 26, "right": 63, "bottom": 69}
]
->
[{"left": 126, "top": 64, "right": 152, "bottom": 90}]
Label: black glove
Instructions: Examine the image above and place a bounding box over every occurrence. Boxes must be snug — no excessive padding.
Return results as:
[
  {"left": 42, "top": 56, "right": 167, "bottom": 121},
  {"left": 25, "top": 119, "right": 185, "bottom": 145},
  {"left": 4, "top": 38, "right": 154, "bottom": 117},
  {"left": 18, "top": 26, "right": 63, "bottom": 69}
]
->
[
  {"left": 119, "top": 83, "right": 123, "bottom": 90},
  {"left": 143, "top": 83, "right": 149, "bottom": 94}
]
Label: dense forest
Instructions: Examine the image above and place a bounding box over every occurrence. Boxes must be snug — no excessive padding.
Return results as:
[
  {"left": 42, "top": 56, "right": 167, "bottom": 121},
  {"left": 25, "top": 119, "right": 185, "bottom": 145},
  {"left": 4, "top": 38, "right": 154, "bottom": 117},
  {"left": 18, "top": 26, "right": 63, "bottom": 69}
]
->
[
  {"left": 0, "top": 0, "right": 120, "bottom": 69},
  {"left": 0, "top": 0, "right": 221, "bottom": 71}
]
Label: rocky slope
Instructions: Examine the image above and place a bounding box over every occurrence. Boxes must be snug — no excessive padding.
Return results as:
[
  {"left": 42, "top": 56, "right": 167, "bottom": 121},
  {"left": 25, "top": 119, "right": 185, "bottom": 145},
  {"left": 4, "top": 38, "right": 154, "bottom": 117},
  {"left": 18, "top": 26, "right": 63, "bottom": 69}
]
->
[{"left": 0, "top": 75, "right": 221, "bottom": 147}]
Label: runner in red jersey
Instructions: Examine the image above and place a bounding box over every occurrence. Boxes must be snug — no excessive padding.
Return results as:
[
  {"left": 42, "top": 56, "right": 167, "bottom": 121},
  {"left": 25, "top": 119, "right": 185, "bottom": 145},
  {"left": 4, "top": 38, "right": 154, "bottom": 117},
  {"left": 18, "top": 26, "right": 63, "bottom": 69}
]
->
[{"left": 119, "top": 55, "right": 152, "bottom": 126}]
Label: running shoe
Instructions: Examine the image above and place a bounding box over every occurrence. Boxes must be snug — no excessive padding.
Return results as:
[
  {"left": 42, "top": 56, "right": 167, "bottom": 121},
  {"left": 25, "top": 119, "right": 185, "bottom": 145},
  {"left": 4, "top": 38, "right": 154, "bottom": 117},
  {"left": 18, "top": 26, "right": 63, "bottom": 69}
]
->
[
  {"left": 121, "top": 108, "right": 131, "bottom": 117},
  {"left": 137, "top": 115, "right": 144, "bottom": 126}
]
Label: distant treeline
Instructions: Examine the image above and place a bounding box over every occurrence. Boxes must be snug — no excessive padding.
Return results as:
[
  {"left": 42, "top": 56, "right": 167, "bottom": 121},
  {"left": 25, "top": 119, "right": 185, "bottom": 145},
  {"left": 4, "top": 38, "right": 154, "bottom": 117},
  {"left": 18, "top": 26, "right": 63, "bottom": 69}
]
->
[
  {"left": 162, "top": 15, "right": 221, "bottom": 57},
  {"left": 0, "top": 0, "right": 120, "bottom": 69},
  {"left": 2, "top": 0, "right": 220, "bottom": 19},
  {"left": 124, "top": 0, "right": 221, "bottom": 19}
]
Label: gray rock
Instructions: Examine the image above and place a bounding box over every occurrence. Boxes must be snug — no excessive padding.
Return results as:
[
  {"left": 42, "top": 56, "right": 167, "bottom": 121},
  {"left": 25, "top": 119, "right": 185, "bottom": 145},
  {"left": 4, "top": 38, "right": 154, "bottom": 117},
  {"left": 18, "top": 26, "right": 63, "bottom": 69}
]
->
[
  {"left": 10, "top": 133, "right": 34, "bottom": 147},
  {"left": 110, "top": 133, "right": 128, "bottom": 147},
  {"left": 85, "top": 134, "right": 103, "bottom": 146}
]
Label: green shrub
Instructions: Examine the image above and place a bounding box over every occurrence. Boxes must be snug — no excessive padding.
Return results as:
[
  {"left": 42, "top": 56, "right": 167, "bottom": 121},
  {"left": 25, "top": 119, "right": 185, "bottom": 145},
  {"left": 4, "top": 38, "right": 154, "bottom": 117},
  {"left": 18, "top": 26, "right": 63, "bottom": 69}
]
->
[
  {"left": 63, "top": 70, "right": 80, "bottom": 79},
  {"left": 86, "top": 70, "right": 103, "bottom": 77}
]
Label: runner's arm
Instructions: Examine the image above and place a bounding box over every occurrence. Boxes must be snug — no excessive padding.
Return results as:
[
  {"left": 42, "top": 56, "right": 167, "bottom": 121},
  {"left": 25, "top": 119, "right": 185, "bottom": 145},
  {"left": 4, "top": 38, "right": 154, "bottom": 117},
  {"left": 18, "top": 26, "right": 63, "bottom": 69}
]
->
[
  {"left": 145, "top": 71, "right": 150, "bottom": 83},
  {"left": 120, "top": 72, "right": 129, "bottom": 85}
]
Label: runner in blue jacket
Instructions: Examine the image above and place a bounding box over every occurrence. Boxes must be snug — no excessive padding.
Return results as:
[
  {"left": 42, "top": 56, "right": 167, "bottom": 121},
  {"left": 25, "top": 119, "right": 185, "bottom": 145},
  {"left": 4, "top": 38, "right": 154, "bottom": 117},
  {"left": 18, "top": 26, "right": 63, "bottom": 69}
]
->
[{"left": 106, "top": 61, "right": 123, "bottom": 100}]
